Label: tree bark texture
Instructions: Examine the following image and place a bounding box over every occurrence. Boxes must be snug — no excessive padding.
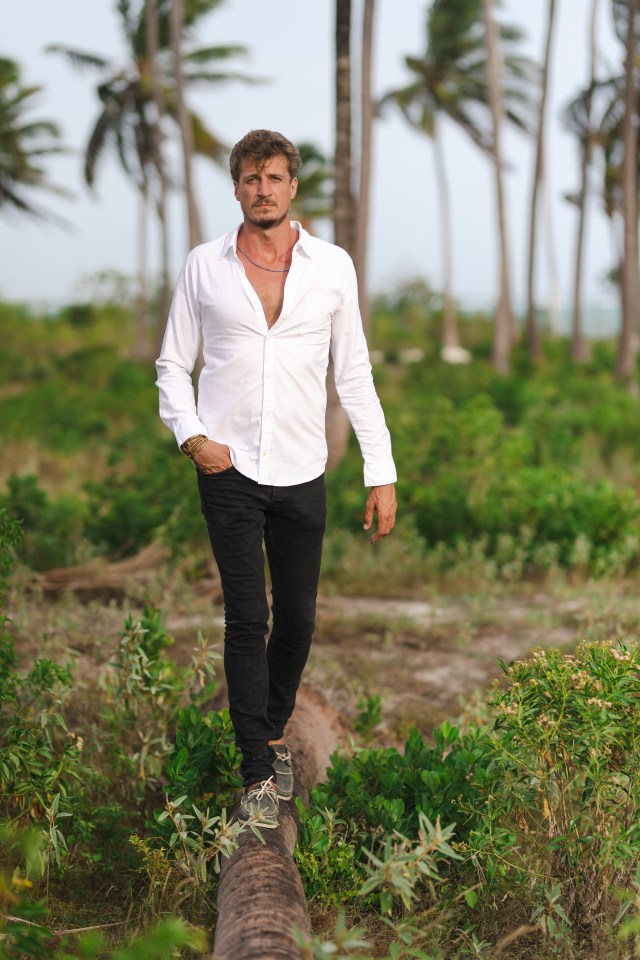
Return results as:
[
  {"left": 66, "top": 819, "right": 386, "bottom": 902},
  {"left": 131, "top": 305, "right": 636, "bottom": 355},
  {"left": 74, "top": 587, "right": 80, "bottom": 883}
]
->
[
  {"left": 616, "top": 0, "right": 639, "bottom": 383},
  {"left": 483, "top": 0, "right": 515, "bottom": 375},
  {"left": 212, "top": 685, "right": 348, "bottom": 960},
  {"left": 334, "top": 0, "right": 356, "bottom": 256},
  {"left": 327, "top": 0, "right": 355, "bottom": 469},
  {"left": 525, "top": 0, "right": 557, "bottom": 362},
  {"left": 354, "top": 0, "right": 375, "bottom": 341}
]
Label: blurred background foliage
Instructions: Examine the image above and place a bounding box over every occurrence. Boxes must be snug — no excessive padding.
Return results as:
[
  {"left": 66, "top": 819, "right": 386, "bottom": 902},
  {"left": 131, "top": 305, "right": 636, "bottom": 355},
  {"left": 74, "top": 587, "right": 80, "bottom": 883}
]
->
[{"left": 2, "top": 284, "right": 640, "bottom": 586}]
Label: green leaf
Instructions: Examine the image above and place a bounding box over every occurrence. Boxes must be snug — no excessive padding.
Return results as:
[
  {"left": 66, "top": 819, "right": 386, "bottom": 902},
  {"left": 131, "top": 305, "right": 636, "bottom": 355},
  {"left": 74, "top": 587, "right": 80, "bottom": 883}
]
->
[{"left": 464, "top": 888, "right": 478, "bottom": 908}]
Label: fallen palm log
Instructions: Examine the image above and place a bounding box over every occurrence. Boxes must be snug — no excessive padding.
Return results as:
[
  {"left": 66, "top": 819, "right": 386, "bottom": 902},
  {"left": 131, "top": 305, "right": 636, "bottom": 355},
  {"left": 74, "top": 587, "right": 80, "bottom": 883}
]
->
[
  {"left": 35, "top": 543, "right": 170, "bottom": 599},
  {"left": 34, "top": 544, "right": 222, "bottom": 602},
  {"left": 212, "top": 684, "right": 348, "bottom": 960}
]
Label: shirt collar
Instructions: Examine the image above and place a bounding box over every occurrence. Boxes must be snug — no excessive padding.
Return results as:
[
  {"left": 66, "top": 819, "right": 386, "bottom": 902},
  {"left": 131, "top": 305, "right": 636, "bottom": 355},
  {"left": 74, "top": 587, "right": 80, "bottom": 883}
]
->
[{"left": 221, "top": 221, "right": 312, "bottom": 261}]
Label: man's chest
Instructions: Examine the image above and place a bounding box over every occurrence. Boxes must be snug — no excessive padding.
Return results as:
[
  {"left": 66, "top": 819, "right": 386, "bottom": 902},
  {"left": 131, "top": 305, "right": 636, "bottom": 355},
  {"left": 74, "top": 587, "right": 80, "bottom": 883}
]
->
[{"left": 243, "top": 267, "right": 287, "bottom": 329}]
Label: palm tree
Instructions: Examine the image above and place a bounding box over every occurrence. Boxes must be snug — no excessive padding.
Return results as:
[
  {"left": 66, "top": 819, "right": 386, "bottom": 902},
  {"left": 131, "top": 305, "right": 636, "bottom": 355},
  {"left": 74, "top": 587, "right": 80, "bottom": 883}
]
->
[
  {"left": 355, "top": 0, "right": 376, "bottom": 341},
  {"left": 614, "top": 0, "right": 639, "bottom": 384},
  {"left": 49, "top": 0, "right": 251, "bottom": 354},
  {"left": 334, "top": 0, "right": 356, "bottom": 257},
  {"left": 0, "top": 57, "right": 68, "bottom": 221},
  {"left": 562, "top": 0, "right": 601, "bottom": 364},
  {"left": 169, "top": 0, "right": 202, "bottom": 251},
  {"left": 381, "top": 0, "right": 534, "bottom": 357},
  {"left": 525, "top": 0, "right": 558, "bottom": 362},
  {"left": 328, "top": 0, "right": 356, "bottom": 470},
  {"left": 483, "top": 0, "right": 517, "bottom": 374}
]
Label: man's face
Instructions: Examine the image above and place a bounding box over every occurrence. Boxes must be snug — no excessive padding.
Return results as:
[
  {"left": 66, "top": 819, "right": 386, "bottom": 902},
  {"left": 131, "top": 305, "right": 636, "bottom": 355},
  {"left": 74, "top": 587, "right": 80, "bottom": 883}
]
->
[{"left": 234, "top": 155, "right": 298, "bottom": 230}]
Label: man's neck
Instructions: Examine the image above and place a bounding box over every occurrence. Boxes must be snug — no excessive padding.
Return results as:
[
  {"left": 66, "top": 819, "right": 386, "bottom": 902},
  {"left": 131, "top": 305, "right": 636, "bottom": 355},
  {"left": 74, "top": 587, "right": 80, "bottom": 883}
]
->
[{"left": 239, "top": 219, "right": 298, "bottom": 254}]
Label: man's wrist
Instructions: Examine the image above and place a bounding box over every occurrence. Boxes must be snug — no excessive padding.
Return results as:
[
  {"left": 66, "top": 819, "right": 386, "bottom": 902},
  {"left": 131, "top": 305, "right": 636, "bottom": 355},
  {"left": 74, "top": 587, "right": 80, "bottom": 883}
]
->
[{"left": 180, "top": 434, "right": 208, "bottom": 460}]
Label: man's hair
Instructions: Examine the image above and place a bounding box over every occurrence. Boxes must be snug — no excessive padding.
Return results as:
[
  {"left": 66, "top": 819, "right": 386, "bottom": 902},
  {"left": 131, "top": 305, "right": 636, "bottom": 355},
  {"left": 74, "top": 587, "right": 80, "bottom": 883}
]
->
[{"left": 229, "top": 129, "right": 301, "bottom": 182}]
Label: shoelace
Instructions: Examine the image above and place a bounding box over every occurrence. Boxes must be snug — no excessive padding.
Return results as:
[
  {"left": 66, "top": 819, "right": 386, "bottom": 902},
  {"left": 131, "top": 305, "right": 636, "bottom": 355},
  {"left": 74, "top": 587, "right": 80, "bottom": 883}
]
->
[
  {"left": 252, "top": 776, "right": 276, "bottom": 801},
  {"left": 274, "top": 748, "right": 292, "bottom": 764}
]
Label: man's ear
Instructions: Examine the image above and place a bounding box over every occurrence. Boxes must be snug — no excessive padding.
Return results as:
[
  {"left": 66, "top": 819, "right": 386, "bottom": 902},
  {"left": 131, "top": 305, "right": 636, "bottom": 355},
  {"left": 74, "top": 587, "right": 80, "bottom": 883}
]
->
[
  {"left": 233, "top": 181, "right": 239, "bottom": 200},
  {"left": 290, "top": 177, "right": 298, "bottom": 200}
]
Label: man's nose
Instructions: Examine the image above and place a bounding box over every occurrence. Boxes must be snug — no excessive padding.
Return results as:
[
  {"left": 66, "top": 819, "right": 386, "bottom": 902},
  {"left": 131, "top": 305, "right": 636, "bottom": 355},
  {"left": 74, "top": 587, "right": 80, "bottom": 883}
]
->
[{"left": 256, "top": 179, "right": 271, "bottom": 195}]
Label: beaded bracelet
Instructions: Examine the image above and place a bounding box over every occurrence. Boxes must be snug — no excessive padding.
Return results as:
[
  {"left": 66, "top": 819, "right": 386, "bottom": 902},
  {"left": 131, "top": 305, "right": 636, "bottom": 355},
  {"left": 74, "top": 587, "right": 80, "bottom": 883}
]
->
[{"left": 180, "top": 434, "right": 208, "bottom": 460}]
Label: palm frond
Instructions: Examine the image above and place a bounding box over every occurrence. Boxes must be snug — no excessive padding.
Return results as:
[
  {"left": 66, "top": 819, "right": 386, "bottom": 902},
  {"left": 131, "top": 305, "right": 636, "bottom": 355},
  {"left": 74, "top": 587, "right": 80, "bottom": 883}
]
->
[
  {"left": 189, "top": 109, "right": 226, "bottom": 164},
  {"left": 183, "top": 69, "right": 264, "bottom": 86},
  {"left": 46, "top": 45, "right": 110, "bottom": 71},
  {"left": 185, "top": 44, "right": 248, "bottom": 63}
]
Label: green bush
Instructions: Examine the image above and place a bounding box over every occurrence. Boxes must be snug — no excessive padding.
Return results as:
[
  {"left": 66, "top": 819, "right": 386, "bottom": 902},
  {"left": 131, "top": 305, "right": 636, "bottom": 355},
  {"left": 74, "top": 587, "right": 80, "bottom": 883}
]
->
[
  {"left": 295, "top": 722, "right": 492, "bottom": 905},
  {"left": 482, "top": 639, "right": 640, "bottom": 926},
  {"left": 0, "top": 474, "right": 87, "bottom": 570}
]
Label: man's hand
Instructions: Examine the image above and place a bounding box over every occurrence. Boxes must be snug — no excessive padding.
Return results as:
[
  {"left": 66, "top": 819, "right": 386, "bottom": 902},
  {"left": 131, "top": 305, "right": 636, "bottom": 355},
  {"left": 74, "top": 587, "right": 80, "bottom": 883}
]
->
[
  {"left": 193, "top": 439, "right": 233, "bottom": 474},
  {"left": 363, "top": 483, "right": 397, "bottom": 545}
]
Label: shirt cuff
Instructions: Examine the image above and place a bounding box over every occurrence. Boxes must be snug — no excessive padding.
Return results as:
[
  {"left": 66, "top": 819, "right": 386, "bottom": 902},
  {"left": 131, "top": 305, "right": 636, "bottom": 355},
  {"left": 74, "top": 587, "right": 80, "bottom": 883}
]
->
[
  {"left": 174, "top": 417, "right": 209, "bottom": 449},
  {"left": 363, "top": 458, "right": 397, "bottom": 487}
]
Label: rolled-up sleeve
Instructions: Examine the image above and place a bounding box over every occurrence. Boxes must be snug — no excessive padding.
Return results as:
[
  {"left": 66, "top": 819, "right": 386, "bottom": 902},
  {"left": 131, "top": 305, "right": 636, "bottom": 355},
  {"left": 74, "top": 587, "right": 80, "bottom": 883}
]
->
[
  {"left": 330, "top": 254, "right": 397, "bottom": 487},
  {"left": 155, "top": 253, "right": 208, "bottom": 448}
]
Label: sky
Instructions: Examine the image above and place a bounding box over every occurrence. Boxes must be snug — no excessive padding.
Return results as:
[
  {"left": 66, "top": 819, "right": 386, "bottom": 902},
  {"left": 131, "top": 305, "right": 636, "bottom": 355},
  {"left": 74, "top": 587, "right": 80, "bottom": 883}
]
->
[{"left": 1, "top": 0, "right": 624, "bottom": 313}]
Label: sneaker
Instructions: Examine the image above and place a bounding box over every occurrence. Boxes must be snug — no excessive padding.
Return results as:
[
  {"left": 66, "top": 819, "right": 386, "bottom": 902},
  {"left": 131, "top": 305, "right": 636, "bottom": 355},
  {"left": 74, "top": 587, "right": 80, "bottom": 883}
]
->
[
  {"left": 238, "top": 777, "right": 279, "bottom": 829},
  {"left": 271, "top": 743, "right": 293, "bottom": 801}
]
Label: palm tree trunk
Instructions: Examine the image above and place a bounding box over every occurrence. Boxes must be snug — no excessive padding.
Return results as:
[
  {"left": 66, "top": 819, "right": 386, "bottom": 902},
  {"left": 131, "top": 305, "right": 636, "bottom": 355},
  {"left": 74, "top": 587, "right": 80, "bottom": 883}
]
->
[
  {"left": 355, "top": 0, "right": 375, "bottom": 341},
  {"left": 170, "top": 0, "right": 203, "bottom": 251},
  {"left": 571, "top": 0, "right": 598, "bottom": 363},
  {"left": 433, "top": 121, "right": 459, "bottom": 349},
  {"left": 543, "top": 171, "right": 561, "bottom": 337},
  {"left": 616, "top": 0, "right": 639, "bottom": 384},
  {"left": 334, "top": 0, "right": 356, "bottom": 255},
  {"left": 525, "top": 0, "right": 557, "bottom": 362},
  {"left": 483, "top": 0, "right": 515, "bottom": 374},
  {"left": 133, "top": 186, "right": 150, "bottom": 360},
  {"left": 327, "top": 0, "right": 354, "bottom": 470},
  {"left": 146, "top": 0, "right": 172, "bottom": 353},
  {"left": 571, "top": 125, "right": 593, "bottom": 362}
]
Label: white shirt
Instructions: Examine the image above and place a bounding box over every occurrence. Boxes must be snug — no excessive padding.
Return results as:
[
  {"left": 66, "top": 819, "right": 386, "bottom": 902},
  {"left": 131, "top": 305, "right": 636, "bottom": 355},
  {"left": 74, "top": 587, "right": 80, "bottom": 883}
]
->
[{"left": 155, "top": 222, "right": 397, "bottom": 487}]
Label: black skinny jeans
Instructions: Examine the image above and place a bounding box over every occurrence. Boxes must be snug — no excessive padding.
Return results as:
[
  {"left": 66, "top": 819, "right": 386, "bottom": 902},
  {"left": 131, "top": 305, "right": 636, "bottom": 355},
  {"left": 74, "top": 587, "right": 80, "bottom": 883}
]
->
[{"left": 197, "top": 466, "right": 326, "bottom": 786}]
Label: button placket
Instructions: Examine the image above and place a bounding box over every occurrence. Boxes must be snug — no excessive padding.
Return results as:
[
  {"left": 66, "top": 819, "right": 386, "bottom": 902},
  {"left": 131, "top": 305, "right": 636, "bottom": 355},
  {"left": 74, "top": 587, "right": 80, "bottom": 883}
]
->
[{"left": 258, "top": 334, "right": 274, "bottom": 484}]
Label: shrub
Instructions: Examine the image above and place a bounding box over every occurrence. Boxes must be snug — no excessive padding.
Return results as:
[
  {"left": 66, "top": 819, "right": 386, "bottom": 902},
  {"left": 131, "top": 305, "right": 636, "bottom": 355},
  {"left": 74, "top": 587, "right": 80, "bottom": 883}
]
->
[
  {"left": 0, "top": 474, "right": 87, "bottom": 570},
  {"left": 295, "top": 722, "right": 492, "bottom": 905},
  {"left": 482, "top": 639, "right": 640, "bottom": 926}
]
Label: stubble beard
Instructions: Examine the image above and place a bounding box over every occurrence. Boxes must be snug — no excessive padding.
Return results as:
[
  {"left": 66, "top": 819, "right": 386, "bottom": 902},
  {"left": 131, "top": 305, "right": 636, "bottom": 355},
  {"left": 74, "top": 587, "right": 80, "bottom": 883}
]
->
[{"left": 247, "top": 209, "right": 289, "bottom": 231}]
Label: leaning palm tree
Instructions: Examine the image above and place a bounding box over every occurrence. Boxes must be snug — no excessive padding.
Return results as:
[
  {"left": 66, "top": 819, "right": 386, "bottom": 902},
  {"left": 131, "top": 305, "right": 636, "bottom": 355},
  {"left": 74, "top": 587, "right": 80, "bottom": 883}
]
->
[
  {"left": 0, "top": 57, "right": 68, "bottom": 221},
  {"left": 381, "top": 0, "right": 535, "bottom": 356}
]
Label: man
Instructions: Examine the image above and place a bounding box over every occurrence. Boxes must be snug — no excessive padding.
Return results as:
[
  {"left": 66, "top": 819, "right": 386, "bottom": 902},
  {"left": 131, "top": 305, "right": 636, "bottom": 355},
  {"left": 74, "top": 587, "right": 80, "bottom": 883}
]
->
[{"left": 156, "top": 129, "right": 396, "bottom": 828}]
